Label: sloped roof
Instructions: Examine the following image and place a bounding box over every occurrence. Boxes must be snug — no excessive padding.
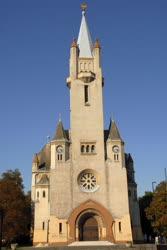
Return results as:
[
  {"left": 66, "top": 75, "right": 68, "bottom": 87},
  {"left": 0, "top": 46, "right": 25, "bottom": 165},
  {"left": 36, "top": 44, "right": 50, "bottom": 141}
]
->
[
  {"left": 108, "top": 120, "right": 123, "bottom": 141},
  {"left": 37, "top": 143, "right": 51, "bottom": 170},
  {"left": 53, "top": 120, "right": 68, "bottom": 141},
  {"left": 32, "top": 154, "right": 39, "bottom": 164}
]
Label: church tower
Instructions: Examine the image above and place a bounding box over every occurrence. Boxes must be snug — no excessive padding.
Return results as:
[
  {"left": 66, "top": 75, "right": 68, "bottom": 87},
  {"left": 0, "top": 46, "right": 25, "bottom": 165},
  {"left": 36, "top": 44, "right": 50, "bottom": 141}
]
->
[{"left": 31, "top": 4, "right": 143, "bottom": 246}]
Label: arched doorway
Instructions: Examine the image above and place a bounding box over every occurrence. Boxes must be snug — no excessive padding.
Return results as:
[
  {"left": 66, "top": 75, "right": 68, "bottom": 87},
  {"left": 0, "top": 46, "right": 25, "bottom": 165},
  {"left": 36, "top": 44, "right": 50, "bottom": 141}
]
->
[
  {"left": 78, "top": 212, "right": 99, "bottom": 241},
  {"left": 68, "top": 200, "right": 115, "bottom": 243}
]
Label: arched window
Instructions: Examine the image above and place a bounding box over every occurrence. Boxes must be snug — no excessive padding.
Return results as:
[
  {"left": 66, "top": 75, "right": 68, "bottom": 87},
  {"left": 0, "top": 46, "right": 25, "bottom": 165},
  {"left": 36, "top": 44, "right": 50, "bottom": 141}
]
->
[
  {"left": 91, "top": 145, "right": 95, "bottom": 153},
  {"left": 57, "top": 154, "right": 62, "bottom": 161},
  {"left": 114, "top": 154, "right": 119, "bottom": 161},
  {"left": 43, "top": 190, "right": 45, "bottom": 198},
  {"left": 84, "top": 85, "right": 89, "bottom": 104},
  {"left": 86, "top": 145, "right": 89, "bottom": 153},
  {"left": 81, "top": 145, "right": 85, "bottom": 153},
  {"left": 59, "top": 223, "right": 62, "bottom": 234},
  {"left": 119, "top": 222, "right": 121, "bottom": 232}
]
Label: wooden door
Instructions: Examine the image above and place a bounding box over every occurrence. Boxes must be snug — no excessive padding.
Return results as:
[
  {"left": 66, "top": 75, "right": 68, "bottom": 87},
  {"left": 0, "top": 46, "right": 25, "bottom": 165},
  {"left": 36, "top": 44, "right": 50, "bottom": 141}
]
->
[{"left": 82, "top": 216, "right": 98, "bottom": 241}]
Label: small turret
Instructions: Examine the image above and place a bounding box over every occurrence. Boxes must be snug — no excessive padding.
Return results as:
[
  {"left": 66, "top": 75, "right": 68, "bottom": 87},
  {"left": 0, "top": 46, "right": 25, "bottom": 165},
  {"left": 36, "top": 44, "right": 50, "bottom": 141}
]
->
[
  {"left": 71, "top": 38, "right": 78, "bottom": 48},
  {"left": 51, "top": 119, "right": 70, "bottom": 167},
  {"left": 94, "top": 39, "right": 101, "bottom": 49},
  {"left": 93, "top": 39, "right": 101, "bottom": 74},
  {"left": 32, "top": 153, "right": 39, "bottom": 171},
  {"left": 106, "top": 120, "right": 125, "bottom": 167},
  {"left": 67, "top": 38, "right": 79, "bottom": 86}
]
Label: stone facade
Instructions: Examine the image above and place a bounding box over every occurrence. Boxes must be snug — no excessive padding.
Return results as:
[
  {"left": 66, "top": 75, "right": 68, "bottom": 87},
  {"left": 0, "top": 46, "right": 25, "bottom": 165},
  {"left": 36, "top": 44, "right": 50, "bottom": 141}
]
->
[{"left": 31, "top": 6, "right": 143, "bottom": 246}]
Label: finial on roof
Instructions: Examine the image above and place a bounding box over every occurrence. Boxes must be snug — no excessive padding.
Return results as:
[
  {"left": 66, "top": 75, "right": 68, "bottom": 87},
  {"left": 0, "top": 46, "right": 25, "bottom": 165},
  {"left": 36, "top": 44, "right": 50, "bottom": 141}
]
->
[
  {"left": 94, "top": 39, "right": 101, "bottom": 49},
  {"left": 111, "top": 113, "right": 115, "bottom": 122},
  {"left": 71, "top": 38, "right": 78, "bottom": 48},
  {"left": 47, "top": 135, "right": 50, "bottom": 144},
  {"left": 81, "top": 3, "right": 87, "bottom": 14},
  {"left": 59, "top": 113, "right": 61, "bottom": 122}
]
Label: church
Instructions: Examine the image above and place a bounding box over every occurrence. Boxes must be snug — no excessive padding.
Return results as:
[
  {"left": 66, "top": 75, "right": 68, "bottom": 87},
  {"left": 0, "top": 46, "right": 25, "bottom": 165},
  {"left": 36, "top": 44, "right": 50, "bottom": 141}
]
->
[{"left": 31, "top": 4, "right": 143, "bottom": 245}]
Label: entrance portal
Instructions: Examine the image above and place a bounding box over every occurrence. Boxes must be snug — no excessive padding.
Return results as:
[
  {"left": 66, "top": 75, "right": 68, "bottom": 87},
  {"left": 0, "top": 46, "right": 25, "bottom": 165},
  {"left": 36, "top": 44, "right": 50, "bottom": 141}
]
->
[
  {"left": 78, "top": 212, "right": 99, "bottom": 241},
  {"left": 68, "top": 200, "right": 115, "bottom": 243}
]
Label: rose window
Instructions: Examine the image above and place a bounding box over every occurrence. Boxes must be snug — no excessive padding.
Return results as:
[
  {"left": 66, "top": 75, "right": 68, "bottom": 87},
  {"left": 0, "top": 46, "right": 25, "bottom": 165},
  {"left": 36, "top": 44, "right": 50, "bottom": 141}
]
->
[{"left": 78, "top": 170, "right": 99, "bottom": 192}]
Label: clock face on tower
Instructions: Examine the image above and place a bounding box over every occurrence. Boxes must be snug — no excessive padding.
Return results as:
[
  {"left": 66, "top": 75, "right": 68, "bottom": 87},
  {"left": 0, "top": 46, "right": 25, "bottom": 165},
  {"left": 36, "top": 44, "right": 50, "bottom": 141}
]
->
[
  {"left": 112, "top": 145, "right": 119, "bottom": 153},
  {"left": 56, "top": 145, "right": 63, "bottom": 153}
]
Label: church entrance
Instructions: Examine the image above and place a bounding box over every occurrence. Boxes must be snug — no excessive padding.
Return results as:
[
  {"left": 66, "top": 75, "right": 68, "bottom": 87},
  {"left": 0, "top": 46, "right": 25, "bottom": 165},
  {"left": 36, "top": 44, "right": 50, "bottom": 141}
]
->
[
  {"left": 78, "top": 212, "right": 99, "bottom": 241},
  {"left": 68, "top": 200, "right": 115, "bottom": 243}
]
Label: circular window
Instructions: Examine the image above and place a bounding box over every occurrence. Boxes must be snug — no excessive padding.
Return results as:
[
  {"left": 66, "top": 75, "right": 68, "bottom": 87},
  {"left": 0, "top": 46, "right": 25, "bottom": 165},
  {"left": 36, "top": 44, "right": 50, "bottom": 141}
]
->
[{"left": 78, "top": 169, "right": 99, "bottom": 193}]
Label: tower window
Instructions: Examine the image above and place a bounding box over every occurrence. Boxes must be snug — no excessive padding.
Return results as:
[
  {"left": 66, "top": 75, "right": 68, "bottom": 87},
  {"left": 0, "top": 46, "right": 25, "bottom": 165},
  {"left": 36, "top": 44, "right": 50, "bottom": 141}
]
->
[
  {"left": 80, "top": 143, "right": 96, "bottom": 154},
  {"left": 114, "top": 154, "right": 119, "bottom": 161},
  {"left": 43, "top": 190, "right": 45, "bottom": 198},
  {"left": 81, "top": 145, "right": 85, "bottom": 153},
  {"left": 84, "top": 85, "right": 89, "bottom": 104},
  {"left": 42, "top": 222, "right": 45, "bottom": 230},
  {"left": 57, "top": 154, "right": 62, "bottom": 161},
  {"left": 86, "top": 145, "right": 89, "bottom": 153},
  {"left": 119, "top": 222, "right": 122, "bottom": 232},
  {"left": 91, "top": 145, "right": 95, "bottom": 153},
  {"left": 59, "top": 223, "right": 62, "bottom": 234}
]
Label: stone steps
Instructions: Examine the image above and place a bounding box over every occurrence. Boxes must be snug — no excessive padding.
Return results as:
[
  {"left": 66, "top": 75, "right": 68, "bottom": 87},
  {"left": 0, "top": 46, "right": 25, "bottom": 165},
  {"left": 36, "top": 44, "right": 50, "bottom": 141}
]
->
[{"left": 19, "top": 243, "right": 158, "bottom": 250}]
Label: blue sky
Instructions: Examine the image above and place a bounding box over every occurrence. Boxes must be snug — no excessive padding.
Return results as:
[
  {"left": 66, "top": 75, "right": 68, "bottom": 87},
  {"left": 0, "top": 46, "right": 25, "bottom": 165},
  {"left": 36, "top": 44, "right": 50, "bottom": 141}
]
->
[{"left": 0, "top": 0, "right": 167, "bottom": 196}]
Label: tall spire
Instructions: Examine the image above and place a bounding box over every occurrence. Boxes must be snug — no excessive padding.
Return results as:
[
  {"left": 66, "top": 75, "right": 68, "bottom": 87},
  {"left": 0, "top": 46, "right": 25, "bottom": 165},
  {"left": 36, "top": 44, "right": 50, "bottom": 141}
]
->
[{"left": 77, "top": 3, "right": 93, "bottom": 58}]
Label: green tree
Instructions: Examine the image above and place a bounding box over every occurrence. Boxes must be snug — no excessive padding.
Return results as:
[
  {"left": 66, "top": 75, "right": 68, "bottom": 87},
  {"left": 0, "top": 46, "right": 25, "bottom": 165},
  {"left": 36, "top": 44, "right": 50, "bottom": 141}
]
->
[
  {"left": 139, "top": 192, "right": 154, "bottom": 240},
  {"left": 0, "top": 169, "right": 31, "bottom": 246},
  {"left": 146, "top": 181, "right": 167, "bottom": 237}
]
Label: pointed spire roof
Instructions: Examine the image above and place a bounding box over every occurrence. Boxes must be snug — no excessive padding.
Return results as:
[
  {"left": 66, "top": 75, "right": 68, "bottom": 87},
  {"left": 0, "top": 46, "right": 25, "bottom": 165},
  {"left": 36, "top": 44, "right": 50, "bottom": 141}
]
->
[
  {"left": 77, "top": 6, "right": 93, "bottom": 58},
  {"left": 108, "top": 120, "right": 123, "bottom": 141},
  {"left": 53, "top": 120, "right": 67, "bottom": 141}
]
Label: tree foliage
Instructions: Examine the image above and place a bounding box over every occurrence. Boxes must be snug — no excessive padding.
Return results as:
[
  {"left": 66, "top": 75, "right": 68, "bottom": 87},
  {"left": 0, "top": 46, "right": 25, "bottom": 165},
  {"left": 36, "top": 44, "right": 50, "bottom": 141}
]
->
[
  {"left": 139, "top": 192, "right": 154, "bottom": 238},
  {"left": 146, "top": 181, "right": 167, "bottom": 237},
  {"left": 0, "top": 169, "right": 31, "bottom": 245}
]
